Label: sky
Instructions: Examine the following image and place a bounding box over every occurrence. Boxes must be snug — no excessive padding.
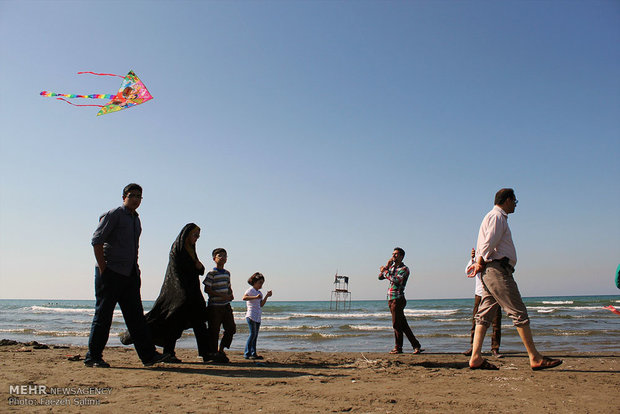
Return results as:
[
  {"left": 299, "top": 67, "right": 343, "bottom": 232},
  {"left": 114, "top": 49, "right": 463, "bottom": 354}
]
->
[{"left": 0, "top": 0, "right": 618, "bottom": 302}]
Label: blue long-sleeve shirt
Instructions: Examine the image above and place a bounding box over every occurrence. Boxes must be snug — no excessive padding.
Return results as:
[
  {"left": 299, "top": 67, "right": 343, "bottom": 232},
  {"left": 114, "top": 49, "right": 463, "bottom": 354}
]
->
[{"left": 91, "top": 206, "right": 141, "bottom": 276}]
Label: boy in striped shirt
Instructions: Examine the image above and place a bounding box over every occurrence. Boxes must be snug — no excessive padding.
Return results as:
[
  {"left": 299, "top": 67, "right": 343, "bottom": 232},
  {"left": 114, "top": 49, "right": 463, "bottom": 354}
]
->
[{"left": 203, "top": 248, "right": 236, "bottom": 363}]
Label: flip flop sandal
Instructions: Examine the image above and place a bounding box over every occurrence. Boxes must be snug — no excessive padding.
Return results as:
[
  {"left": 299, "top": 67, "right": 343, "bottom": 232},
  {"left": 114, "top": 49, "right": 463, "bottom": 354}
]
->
[
  {"left": 531, "top": 357, "right": 563, "bottom": 371},
  {"left": 470, "top": 359, "right": 499, "bottom": 370},
  {"left": 389, "top": 348, "right": 403, "bottom": 354},
  {"left": 412, "top": 348, "right": 425, "bottom": 354}
]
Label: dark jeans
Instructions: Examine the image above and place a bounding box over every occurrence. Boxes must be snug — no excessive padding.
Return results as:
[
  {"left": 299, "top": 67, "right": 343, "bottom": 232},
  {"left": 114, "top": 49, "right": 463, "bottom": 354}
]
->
[
  {"left": 469, "top": 294, "right": 501, "bottom": 351},
  {"left": 244, "top": 317, "right": 261, "bottom": 358},
  {"left": 388, "top": 297, "right": 421, "bottom": 350},
  {"left": 206, "top": 304, "right": 236, "bottom": 353},
  {"left": 163, "top": 318, "right": 209, "bottom": 357},
  {"left": 85, "top": 267, "right": 155, "bottom": 363}
]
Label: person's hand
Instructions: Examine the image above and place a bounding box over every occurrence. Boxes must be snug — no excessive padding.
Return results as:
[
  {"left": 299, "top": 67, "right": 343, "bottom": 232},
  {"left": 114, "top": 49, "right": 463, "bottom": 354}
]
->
[
  {"left": 467, "top": 262, "right": 484, "bottom": 277},
  {"left": 266, "top": 290, "right": 273, "bottom": 298}
]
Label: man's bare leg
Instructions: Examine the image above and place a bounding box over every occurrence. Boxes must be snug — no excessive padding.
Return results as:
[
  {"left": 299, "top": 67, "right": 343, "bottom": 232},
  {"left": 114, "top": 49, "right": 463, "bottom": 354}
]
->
[
  {"left": 468, "top": 324, "right": 488, "bottom": 368},
  {"left": 516, "top": 324, "right": 544, "bottom": 366}
]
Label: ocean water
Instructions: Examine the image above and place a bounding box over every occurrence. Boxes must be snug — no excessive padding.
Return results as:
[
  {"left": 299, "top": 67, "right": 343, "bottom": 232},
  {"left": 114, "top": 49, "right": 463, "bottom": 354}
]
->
[{"left": 0, "top": 296, "right": 618, "bottom": 354}]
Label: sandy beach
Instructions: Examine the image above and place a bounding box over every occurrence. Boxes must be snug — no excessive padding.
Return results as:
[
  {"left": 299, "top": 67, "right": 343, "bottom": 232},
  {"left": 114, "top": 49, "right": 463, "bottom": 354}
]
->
[{"left": 1, "top": 342, "right": 618, "bottom": 413}]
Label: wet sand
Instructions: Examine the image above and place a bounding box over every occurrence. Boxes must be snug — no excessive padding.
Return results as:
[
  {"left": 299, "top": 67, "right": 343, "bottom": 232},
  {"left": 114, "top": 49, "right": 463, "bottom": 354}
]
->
[{"left": 1, "top": 343, "right": 618, "bottom": 413}]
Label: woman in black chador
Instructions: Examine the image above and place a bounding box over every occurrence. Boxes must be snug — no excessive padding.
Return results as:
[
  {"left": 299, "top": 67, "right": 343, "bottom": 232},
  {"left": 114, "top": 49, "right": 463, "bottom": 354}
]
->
[{"left": 120, "top": 223, "right": 209, "bottom": 362}]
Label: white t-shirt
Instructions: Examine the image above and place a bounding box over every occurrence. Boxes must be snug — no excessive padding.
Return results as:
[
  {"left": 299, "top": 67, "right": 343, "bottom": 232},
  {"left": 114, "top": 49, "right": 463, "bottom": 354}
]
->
[
  {"left": 245, "top": 287, "right": 262, "bottom": 322},
  {"left": 466, "top": 259, "right": 484, "bottom": 297}
]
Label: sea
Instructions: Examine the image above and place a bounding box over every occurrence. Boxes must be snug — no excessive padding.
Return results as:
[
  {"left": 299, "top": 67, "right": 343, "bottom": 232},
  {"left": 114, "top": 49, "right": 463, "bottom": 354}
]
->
[{"left": 1, "top": 296, "right": 618, "bottom": 354}]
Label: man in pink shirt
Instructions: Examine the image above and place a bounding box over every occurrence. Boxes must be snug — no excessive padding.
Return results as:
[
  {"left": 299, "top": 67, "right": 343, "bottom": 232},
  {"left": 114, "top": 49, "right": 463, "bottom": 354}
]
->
[{"left": 467, "top": 188, "right": 562, "bottom": 371}]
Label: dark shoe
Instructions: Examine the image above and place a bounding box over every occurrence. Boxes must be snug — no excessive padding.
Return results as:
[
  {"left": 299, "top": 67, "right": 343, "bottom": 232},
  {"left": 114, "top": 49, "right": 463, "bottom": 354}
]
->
[
  {"left": 203, "top": 353, "right": 216, "bottom": 363},
  {"left": 213, "top": 352, "right": 229, "bottom": 363},
  {"left": 462, "top": 348, "right": 473, "bottom": 356},
  {"left": 165, "top": 355, "right": 182, "bottom": 363},
  {"left": 492, "top": 349, "right": 503, "bottom": 358},
  {"left": 119, "top": 331, "right": 133, "bottom": 345},
  {"left": 469, "top": 359, "right": 499, "bottom": 370},
  {"left": 531, "top": 357, "right": 562, "bottom": 371},
  {"left": 143, "top": 352, "right": 171, "bottom": 367},
  {"left": 84, "top": 359, "right": 110, "bottom": 368},
  {"left": 252, "top": 355, "right": 264, "bottom": 360}
]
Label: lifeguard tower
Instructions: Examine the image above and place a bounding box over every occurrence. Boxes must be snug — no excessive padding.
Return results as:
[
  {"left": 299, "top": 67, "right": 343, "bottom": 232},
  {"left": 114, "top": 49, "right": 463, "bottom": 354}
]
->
[{"left": 330, "top": 274, "right": 351, "bottom": 310}]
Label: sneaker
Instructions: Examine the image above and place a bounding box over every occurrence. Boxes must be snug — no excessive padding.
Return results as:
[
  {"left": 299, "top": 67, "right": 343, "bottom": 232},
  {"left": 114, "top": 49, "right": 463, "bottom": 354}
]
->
[
  {"left": 84, "top": 359, "right": 110, "bottom": 368},
  {"left": 143, "top": 352, "right": 171, "bottom": 367},
  {"left": 252, "top": 355, "right": 264, "bottom": 360}
]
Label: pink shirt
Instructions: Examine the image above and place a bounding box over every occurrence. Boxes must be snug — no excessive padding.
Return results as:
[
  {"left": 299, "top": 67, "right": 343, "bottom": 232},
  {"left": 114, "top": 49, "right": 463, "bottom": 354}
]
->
[{"left": 476, "top": 205, "right": 517, "bottom": 267}]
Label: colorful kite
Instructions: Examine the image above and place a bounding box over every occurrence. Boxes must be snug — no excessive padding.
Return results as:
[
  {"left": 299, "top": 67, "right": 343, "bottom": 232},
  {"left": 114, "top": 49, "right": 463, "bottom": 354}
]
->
[{"left": 40, "top": 70, "right": 153, "bottom": 116}]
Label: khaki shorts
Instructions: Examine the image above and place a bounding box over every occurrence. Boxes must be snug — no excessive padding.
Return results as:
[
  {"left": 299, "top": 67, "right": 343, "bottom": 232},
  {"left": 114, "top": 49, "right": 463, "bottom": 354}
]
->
[{"left": 475, "top": 261, "right": 530, "bottom": 327}]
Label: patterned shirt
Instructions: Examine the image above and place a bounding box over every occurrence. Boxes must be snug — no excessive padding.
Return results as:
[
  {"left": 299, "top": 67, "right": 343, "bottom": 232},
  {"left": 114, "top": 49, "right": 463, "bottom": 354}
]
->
[
  {"left": 379, "top": 262, "right": 410, "bottom": 300},
  {"left": 203, "top": 268, "right": 232, "bottom": 306}
]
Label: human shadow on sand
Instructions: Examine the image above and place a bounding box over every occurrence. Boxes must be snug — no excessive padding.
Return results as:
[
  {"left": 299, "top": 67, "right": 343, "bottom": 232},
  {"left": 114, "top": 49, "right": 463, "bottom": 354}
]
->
[{"left": 110, "top": 362, "right": 347, "bottom": 379}]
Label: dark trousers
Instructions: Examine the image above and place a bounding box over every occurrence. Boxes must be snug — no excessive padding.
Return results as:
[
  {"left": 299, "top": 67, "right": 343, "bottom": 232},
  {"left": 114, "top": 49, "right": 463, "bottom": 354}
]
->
[
  {"left": 86, "top": 267, "right": 155, "bottom": 363},
  {"left": 389, "top": 297, "right": 421, "bottom": 350},
  {"left": 163, "top": 318, "right": 209, "bottom": 357},
  {"left": 206, "top": 304, "right": 236, "bottom": 353},
  {"left": 470, "top": 294, "right": 501, "bottom": 351}
]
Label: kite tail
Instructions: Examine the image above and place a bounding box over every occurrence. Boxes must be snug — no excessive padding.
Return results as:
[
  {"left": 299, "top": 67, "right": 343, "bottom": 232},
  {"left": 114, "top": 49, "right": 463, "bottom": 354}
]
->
[
  {"left": 55, "top": 97, "right": 104, "bottom": 108},
  {"left": 77, "top": 71, "right": 124, "bottom": 78},
  {"left": 40, "top": 91, "right": 115, "bottom": 99}
]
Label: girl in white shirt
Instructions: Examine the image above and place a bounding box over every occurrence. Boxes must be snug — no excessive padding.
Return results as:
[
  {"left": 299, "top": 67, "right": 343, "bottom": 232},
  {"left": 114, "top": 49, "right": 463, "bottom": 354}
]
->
[{"left": 242, "top": 272, "right": 272, "bottom": 359}]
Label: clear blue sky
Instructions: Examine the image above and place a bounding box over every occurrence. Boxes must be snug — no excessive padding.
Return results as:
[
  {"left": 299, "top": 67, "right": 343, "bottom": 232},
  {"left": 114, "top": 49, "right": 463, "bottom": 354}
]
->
[{"left": 1, "top": 0, "right": 618, "bottom": 301}]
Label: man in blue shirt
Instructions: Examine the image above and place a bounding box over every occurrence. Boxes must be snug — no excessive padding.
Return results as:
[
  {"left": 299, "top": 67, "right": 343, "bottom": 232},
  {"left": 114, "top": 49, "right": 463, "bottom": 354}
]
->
[{"left": 85, "top": 183, "right": 169, "bottom": 367}]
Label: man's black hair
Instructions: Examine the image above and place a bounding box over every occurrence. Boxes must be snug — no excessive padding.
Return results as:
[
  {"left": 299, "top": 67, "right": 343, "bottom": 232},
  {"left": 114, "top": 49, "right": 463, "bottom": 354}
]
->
[{"left": 494, "top": 188, "right": 515, "bottom": 206}]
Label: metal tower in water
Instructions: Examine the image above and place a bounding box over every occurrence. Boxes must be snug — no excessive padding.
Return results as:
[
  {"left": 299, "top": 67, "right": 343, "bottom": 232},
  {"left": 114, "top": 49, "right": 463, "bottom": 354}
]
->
[{"left": 330, "top": 273, "right": 351, "bottom": 310}]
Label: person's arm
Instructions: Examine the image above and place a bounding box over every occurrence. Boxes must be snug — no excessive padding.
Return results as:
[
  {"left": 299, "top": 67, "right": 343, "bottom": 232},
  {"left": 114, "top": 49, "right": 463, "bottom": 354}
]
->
[
  {"left": 379, "top": 259, "right": 394, "bottom": 280},
  {"left": 261, "top": 290, "right": 272, "bottom": 307},
  {"left": 465, "top": 258, "right": 476, "bottom": 277},
  {"left": 93, "top": 244, "right": 106, "bottom": 273},
  {"left": 477, "top": 215, "right": 505, "bottom": 263},
  {"left": 243, "top": 292, "right": 261, "bottom": 301},
  {"left": 91, "top": 209, "right": 120, "bottom": 273},
  {"left": 471, "top": 215, "right": 506, "bottom": 275}
]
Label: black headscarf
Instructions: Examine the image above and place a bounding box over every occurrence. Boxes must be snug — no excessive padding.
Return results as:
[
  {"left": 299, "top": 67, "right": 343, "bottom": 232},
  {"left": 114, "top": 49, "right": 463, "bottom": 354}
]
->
[{"left": 144, "top": 223, "right": 207, "bottom": 347}]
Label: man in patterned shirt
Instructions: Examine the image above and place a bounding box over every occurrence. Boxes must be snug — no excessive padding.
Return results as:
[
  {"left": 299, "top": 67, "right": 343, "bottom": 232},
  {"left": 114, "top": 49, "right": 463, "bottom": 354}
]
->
[
  {"left": 203, "top": 248, "right": 236, "bottom": 363},
  {"left": 379, "top": 247, "right": 423, "bottom": 354}
]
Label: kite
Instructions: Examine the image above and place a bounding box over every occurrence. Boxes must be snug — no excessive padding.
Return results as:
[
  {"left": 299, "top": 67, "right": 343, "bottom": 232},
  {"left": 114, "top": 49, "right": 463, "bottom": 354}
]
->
[{"left": 40, "top": 70, "right": 153, "bottom": 116}]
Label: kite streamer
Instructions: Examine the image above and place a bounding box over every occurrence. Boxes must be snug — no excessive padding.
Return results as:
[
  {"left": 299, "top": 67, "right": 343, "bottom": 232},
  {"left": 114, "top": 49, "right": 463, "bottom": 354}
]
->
[{"left": 40, "top": 70, "right": 153, "bottom": 116}]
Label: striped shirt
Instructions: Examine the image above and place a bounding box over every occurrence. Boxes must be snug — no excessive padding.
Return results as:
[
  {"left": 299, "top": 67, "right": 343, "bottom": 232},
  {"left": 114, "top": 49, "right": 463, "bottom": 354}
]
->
[
  {"left": 203, "top": 268, "right": 232, "bottom": 306},
  {"left": 379, "top": 263, "right": 410, "bottom": 300}
]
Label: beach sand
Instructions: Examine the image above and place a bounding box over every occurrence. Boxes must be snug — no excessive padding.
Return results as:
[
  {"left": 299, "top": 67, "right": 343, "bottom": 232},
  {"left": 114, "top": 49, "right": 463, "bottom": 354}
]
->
[{"left": 1, "top": 342, "right": 618, "bottom": 413}]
